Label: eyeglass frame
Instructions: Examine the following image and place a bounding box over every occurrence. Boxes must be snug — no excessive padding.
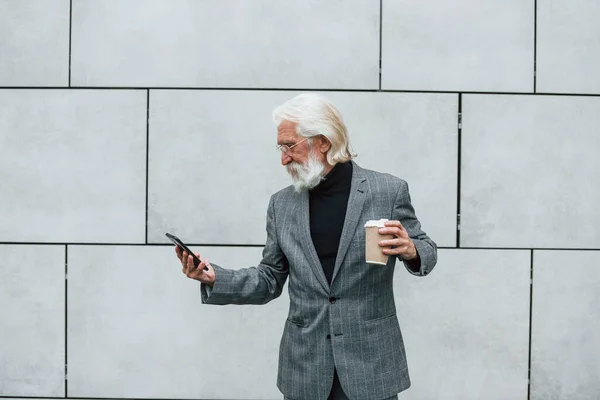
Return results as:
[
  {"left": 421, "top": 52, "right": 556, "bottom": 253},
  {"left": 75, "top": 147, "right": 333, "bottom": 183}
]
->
[{"left": 275, "top": 137, "right": 309, "bottom": 155}]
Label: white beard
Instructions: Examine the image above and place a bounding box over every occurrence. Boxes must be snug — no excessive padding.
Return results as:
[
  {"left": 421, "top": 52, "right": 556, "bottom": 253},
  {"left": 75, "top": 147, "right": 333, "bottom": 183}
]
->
[{"left": 286, "top": 151, "right": 326, "bottom": 193}]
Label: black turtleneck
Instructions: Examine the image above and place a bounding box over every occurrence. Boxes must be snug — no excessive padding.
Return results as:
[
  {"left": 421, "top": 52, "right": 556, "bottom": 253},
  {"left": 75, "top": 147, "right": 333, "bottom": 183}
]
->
[{"left": 309, "top": 161, "right": 353, "bottom": 285}]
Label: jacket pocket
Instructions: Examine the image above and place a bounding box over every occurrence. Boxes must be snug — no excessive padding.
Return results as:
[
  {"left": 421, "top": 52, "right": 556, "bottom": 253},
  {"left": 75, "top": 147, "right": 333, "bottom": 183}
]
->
[
  {"left": 286, "top": 317, "right": 306, "bottom": 328},
  {"left": 364, "top": 312, "right": 396, "bottom": 325}
]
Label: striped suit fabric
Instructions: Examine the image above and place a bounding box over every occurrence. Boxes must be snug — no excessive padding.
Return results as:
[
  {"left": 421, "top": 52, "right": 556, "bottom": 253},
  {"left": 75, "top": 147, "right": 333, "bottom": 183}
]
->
[{"left": 201, "top": 161, "right": 437, "bottom": 399}]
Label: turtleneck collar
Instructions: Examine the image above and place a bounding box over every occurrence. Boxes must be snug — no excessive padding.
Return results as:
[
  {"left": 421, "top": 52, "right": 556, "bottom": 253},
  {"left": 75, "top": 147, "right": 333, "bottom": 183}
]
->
[{"left": 310, "top": 161, "right": 353, "bottom": 195}]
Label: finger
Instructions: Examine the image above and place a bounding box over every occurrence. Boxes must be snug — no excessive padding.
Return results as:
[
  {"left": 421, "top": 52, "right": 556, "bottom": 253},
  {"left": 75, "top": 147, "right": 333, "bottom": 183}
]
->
[
  {"left": 180, "top": 249, "right": 186, "bottom": 271},
  {"left": 383, "top": 243, "right": 413, "bottom": 255},
  {"left": 181, "top": 250, "right": 189, "bottom": 268},
  {"left": 384, "top": 220, "right": 402, "bottom": 227},
  {"left": 382, "top": 245, "right": 408, "bottom": 255},
  {"left": 378, "top": 227, "right": 403, "bottom": 237},
  {"left": 382, "top": 237, "right": 411, "bottom": 249},
  {"left": 187, "top": 254, "right": 197, "bottom": 271},
  {"left": 191, "top": 254, "right": 206, "bottom": 273},
  {"left": 193, "top": 261, "right": 208, "bottom": 277},
  {"left": 380, "top": 222, "right": 409, "bottom": 238},
  {"left": 383, "top": 247, "right": 401, "bottom": 255},
  {"left": 384, "top": 220, "right": 407, "bottom": 232},
  {"left": 197, "top": 253, "right": 210, "bottom": 271},
  {"left": 379, "top": 238, "right": 407, "bottom": 248},
  {"left": 390, "top": 220, "right": 409, "bottom": 235},
  {"left": 183, "top": 252, "right": 194, "bottom": 274},
  {"left": 190, "top": 259, "right": 210, "bottom": 279},
  {"left": 382, "top": 245, "right": 403, "bottom": 254},
  {"left": 175, "top": 246, "right": 183, "bottom": 261},
  {"left": 191, "top": 254, "right": 204, "bottom": 274},
  {"left": 185, "top": 256, "right": 196, "bottom": 277}
]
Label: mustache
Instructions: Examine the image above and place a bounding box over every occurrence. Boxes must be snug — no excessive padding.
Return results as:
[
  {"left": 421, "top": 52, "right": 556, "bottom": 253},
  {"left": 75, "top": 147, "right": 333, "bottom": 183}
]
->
[
  {"left": 286, "top": 162, "right": 304, "bottom": 173},
  {"left": 286, "top": 160, "right": 310, "bottom": 177}
]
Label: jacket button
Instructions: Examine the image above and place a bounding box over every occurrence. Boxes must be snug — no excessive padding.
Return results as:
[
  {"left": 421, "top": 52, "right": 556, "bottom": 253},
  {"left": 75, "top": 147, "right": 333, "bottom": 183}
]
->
[
  {"left": 326, "top": 334, "right": 331, "bottom": 340},
  {"left": 329, "top": 297, "right": 336, "bottom": 303}
]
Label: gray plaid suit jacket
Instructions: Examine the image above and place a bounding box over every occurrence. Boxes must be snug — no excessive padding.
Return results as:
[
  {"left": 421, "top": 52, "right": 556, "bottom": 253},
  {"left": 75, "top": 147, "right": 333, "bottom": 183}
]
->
[{"left": 201, "top": 161, "right": 437, "bottom": 400}]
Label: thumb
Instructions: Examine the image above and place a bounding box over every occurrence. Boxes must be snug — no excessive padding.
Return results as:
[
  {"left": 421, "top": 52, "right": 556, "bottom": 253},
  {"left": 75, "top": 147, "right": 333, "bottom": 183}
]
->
[{"left": 199, "top": 255, "right": 212, "bottom": 271}]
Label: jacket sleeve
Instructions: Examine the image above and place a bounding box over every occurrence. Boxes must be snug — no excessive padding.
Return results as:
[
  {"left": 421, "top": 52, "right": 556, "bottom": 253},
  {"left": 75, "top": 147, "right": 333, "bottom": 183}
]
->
[
  {"left": 392, "top": 179, "right": 437, "bottom": 276},
  {"left": 200, "top": 194, "right": 289, "bottom": 305}
]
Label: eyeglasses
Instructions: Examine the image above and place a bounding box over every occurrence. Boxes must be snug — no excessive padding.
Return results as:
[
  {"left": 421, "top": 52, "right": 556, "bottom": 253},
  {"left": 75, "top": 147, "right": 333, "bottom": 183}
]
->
[{"left": 276, "top": 138, "right": 308, "bottom": 155}]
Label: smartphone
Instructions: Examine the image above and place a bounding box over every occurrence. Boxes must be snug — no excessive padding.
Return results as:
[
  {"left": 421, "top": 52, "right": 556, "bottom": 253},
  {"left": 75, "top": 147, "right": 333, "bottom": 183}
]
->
[{"left": 165, "top": 232, "right": 209, "bottom": 271}]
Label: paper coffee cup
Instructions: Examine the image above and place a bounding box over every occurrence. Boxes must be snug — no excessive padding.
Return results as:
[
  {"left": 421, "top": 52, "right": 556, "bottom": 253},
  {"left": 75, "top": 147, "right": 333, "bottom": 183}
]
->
[{"left": 364, "top": 219, "right": 393, "bottom": 265}]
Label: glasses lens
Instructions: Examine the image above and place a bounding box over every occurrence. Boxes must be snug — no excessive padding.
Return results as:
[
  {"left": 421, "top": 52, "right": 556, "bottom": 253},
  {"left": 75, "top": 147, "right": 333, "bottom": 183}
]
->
[{"left": 280, "top": 145, "right": 291, "bottom": 154}]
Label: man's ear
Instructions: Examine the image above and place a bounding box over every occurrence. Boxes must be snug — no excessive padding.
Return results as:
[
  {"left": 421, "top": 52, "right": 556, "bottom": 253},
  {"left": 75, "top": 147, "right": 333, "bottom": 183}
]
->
[{"left": 318, "top": 135, "right": 332, "bottom": 154}]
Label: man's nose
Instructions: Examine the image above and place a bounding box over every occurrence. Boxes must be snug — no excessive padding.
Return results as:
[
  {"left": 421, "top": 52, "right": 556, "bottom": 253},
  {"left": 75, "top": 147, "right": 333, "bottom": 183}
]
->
[{"left": 281, "top": 152, "right": 291, "bottom": 165}]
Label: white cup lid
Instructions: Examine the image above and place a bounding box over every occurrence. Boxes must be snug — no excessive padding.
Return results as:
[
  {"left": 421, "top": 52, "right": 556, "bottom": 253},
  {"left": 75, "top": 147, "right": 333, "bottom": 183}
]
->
[{"left": 364, "top": 218, "right": 389, "bottom": 228}]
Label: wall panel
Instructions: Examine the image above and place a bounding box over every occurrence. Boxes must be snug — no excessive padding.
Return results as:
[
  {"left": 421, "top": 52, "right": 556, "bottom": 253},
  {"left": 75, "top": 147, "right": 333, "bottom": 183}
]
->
[
  {"left": 461, "top": 94, "right": 600, "bottom": 248},
  {"left": 0, "top": 89, "right": 147, "bottom": 243},
  {"left": 382, "top": 0, "right": 534, "bottom": 92},
  {"left": 397, "top": 249, "right": 530, "bottom": 400},
  {"left": 530, "top": 250, "right": 600, "bottom": 400},
  {"left": 0, "top": 245, "right": 65, "bottom": 396},
  {"left": 67, "top": 245, "right": 287, "bottom": 399},
  {"left": 537, "top": 0, "right": 600, "bottom": 94},
  {"left": 0, "top": 0, "right": 69, "bottom": 86},
  {"left": 71, "top": 0, "right": 380, "bottom": 89}
]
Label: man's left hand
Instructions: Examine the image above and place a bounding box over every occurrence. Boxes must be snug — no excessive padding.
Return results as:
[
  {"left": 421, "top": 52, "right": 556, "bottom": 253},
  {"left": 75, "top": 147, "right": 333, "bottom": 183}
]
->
[{"left": 378, "top": 220, "right": 417, "bottom": 260}]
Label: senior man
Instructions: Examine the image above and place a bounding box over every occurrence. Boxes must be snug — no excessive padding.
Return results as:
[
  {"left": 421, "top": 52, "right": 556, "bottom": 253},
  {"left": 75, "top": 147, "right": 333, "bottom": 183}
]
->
[{"left": 175, "top": 93, "right": 437, "bottom": 400}]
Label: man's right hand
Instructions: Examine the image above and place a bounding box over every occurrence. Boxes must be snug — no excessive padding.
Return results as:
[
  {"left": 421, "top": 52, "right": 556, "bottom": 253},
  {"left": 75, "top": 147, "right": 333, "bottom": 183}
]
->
[{"left": 175, "top": 246, "right": 215, "bottom": 287}]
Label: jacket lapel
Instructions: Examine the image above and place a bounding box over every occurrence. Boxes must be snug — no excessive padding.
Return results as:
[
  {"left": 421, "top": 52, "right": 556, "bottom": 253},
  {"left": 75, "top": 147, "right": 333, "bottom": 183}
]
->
[
  {"left": 331, "top": 162, "right": 367, "bottom": 284},
  {"left": 299, "top": 188, "right": 330, "bottom": 293}
]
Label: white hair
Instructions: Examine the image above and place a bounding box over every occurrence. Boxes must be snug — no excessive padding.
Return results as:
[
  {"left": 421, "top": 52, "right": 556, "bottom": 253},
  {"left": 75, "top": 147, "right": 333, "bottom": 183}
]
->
[{"left": 272, "top": 93, "right": 356, "bottom": 166}]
